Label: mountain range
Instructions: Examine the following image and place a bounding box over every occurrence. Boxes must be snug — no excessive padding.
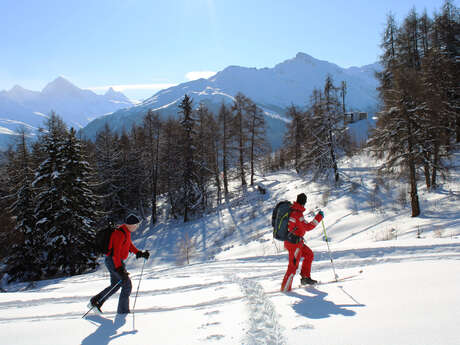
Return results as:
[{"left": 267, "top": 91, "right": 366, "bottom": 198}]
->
[
  {"left": 0, "top": 53, "right": 381, "bottom": 150},
  {"left": 0, "top": 77, "right": 134, "bottom": 148},
  {"left": 81, "top": 53, "right": 381, "bottom": 149}
]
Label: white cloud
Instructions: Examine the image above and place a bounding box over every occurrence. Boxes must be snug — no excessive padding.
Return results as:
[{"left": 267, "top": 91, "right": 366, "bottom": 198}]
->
[{"left": 185, "top": 71, "right": 216, "bottom": 81}]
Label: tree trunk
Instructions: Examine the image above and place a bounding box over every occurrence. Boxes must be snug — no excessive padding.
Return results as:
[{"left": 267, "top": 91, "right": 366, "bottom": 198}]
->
[
  {"left": 250, "top": 124, "right": 255, "bottom": 186},
  {"left": 407, "top": 121, "right": 420, "bottom": 217},
  {"left": 328, "top": 129, "right": 339, "bottom": 183},
  {"left": 423, "top": 151, "right": 431, "bottom": 190},
  {"left": 239, "top": 125, "right": 246, "bottom": 187},
  {"left": 431, "top": 142, "right": 439, "bottom": 188}
]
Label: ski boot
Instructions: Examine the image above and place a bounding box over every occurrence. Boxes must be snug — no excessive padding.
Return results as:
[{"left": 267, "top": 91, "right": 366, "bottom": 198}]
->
[
  {"left": 300, "top": 276, "right": 318, "bottom": 285},
  {"left": 88, "top": 297, "right": 103, "bottom": 314}
]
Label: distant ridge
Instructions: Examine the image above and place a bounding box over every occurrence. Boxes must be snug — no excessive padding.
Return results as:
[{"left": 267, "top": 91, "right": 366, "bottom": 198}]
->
[
  {"left": 0, "top": 77, "right": 134, "bottom": 149},
  {"left": 82, "top": 52, "right": 381, "bottom": 149}
]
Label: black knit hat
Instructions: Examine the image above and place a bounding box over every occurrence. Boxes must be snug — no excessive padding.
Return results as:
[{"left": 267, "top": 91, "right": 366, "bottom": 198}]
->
[
  {"left": 126, "top": 213, "right": 140, "bottom": 225},
  {"left": 296, "top": 193, "right": 307, "bottom": 206}
]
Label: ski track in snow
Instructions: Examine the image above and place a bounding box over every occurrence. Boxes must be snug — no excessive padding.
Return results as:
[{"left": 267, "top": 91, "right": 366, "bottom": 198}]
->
[
  {"left": 0, "top": 242, "right": 459, "bottom": 327},
  {"left": 230, "top": 274, "right": 286, "bottom": 345}
]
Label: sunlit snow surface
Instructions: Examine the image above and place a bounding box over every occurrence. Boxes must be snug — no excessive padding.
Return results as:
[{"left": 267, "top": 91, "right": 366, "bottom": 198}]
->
[{"left": 1, "top": 150, "right": 459, "bottom": 345}]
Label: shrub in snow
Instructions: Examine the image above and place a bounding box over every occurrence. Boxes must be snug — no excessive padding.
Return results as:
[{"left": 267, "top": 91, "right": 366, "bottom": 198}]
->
[
  {"left": 176, "top": 232, "right": 197, "bottom": 265},
  {"left": 374, "top": 227, "right": 398, "bottom": 241}
]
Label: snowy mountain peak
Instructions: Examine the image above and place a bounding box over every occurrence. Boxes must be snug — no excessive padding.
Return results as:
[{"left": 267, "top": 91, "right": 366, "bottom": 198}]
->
[
  {"left": 9, "top": 84, "right": 27, "bottom": 93},
  {"left": 81, "top": 52, "right": 380, "bottom": 150},
  {"left": 105, "top": 87, "right": 116, "bottom": 95},
  {"left": 0, "top": 77, "right": 135, "bottom": 149},
  {"left": 6, "top": 85, "right": 40, "bottom": 101},
  {"left": 294, "top": 52, "right": 316, "bottom": 62},
  {"left": 41, "top": 76, "right": 80, "bottom": 95},
  {"left": 104, "top": 87, "right": 131, "bottom": 103}
]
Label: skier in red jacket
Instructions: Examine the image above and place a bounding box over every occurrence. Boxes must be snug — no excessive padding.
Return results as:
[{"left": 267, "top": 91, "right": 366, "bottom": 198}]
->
[
  {"left": 281, "top": 193, "right": 324, "bottom": 292},
  {"left": 89, "top": 214, "right": 150, "bottom": 314}
]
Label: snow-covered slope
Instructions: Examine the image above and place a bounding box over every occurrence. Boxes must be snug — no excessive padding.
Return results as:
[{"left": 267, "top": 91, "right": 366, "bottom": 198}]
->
[
  {"left": 0, "top": 77, "right": 134, "bottom": 149},
  {"left": 81, "top": 53, "right": 381, "bottom": 150},
  {"left": 1, "top": 149, "right": 459, "bottom": 345}
]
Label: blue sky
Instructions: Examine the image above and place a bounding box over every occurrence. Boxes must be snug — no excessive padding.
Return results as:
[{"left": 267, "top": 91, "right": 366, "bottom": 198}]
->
[{"left": 0, "top": 0, "right": 451, "bottom": 100}]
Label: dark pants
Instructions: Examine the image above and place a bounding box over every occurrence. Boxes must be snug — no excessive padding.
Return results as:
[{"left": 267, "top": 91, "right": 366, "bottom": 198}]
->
[{"left": 93, "top": 256, "right": 132, "bottom": 314}]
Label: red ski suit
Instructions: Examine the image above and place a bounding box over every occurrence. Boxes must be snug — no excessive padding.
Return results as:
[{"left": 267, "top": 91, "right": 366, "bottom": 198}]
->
[
  {"left": 108, "top": 224, "right": 139, "bottom": 269},
  {"left": 281, "top": 202, "right": 323, "bottom": 292}
]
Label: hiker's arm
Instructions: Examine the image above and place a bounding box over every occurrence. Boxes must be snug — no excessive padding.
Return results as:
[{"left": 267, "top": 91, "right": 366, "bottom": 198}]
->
[
  {"left": 129, "top": 241, "right": 139, "bottom": 255},
  {"left": 298, "top": 213, "right": 323, "bottom": 235}
]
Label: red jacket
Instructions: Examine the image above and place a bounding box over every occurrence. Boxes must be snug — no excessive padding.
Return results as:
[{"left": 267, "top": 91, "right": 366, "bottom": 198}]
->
[
  {"left": 108, "top": 224, "right": 139, "bottom": 269},
  {"left": 287, "top": 202, "right": 323, "bottom": 239}
]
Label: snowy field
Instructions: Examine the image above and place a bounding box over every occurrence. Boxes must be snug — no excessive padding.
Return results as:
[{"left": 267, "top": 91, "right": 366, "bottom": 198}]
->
[{"left": 1, "top": 149, "right": 459, "bottom": 345}]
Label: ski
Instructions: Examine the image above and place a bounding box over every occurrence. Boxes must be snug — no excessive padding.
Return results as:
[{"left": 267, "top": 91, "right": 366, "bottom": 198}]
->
[
  {"left": 82, "top": 306, "right": 95, "bottom": 318},
  {"left": 298, "top": 270, "right": 363, "bottom": 288},
  {"left": 82, "top": 302, "right": 102, "bottom": 318},
  {"left": 317, "top": 270, "right": 363, "bottom": 285}
]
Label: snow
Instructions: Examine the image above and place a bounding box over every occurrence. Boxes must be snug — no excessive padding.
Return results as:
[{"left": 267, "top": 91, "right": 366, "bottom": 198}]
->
[{"left": 1, "top": 149, "right": 459, "bottom": 345}]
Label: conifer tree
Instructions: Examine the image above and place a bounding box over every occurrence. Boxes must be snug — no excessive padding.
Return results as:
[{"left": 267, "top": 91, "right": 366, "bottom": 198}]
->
[
  {"left": 32, "top": 113, "right": 69, "bottom": 276},
  {"left": 117, "top": 129, "right": 143, "bottom": 216},
  {"left": 46, "top": 128, "right": 98, "bottom": 276},
  {"left": 143, "top": 110, "right": 162, "bottom": 225},
  {"left": 178, "top": 94, "right": 201, "bottom": 222},
  {"left": 95, "top": 124, "right": 122, "bottom": 220},
  {"left": 159, "top": 118, "right": 183, "bottom": 219},
  {"left": 301, "top": 77, "right": 346, "bottom": 182},
  {"left": 5, "top": 130, "right": 42, "bottom": 282}
]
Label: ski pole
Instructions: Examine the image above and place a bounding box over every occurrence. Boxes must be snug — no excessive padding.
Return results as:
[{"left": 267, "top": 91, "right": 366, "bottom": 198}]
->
[
  {"left": 132, "top": 258, "right": 146, "bottom": 328},
  {"left": 321, "top": 219, "right": 338, "bottom": 281},
  {"left": 82, "top": 280, "right": 122, "bottom": 318}
]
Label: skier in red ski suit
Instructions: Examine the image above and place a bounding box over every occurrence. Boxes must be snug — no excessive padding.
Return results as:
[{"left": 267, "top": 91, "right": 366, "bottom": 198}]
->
[
  {"left": 281, "top": 193, "right": 324, "bottom": 292},
  {"left": 89, "top": 214, "right": 150, "bottom": 314}
]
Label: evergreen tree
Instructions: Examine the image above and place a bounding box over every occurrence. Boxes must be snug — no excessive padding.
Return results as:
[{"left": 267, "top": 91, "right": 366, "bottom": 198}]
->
[
  {"left": 301, "top": 77, "right": 346, "bottom": 182},
  {"left": 45, "top": 128, "right": 99, "bottom": 276},
  {"left": 32, "top": 113, "right": 69, "bottom": 276},
  {"left": 4, "top": 130, "right": 42, "bottom": 282},
  {"left": 95, "top": 124, "right": 122, "bottom": 220},
  {"left": 159, "top": 118, "right": 183, "bottom": 219},
  {"left": 178, "top": 95, "right": 201, "bottom": 222},
  {"left": 117, "top": 129, "right": 144, "bottom": 217},
  {"left": 143, "top": 110, "right": 162, "bottom": 225}
]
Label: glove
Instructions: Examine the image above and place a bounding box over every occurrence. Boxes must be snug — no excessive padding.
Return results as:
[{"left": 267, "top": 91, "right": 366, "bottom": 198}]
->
[
  {"left": 116, "top": 266, "right": 129, "bottom": 281},
  {"left": 136, "top": 250, "right": 150, "bottom": 260},
  {"left": 318, "top": 210, "right": 324, "bottom": 218}
]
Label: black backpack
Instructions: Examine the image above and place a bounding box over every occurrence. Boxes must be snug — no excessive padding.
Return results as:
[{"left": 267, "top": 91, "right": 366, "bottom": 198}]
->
[
  {"left": 95, "top": 224, "right": 124, "bottom": 256},
  {"left": 272, "top": 201, "right": 293, "bottom": 241}
]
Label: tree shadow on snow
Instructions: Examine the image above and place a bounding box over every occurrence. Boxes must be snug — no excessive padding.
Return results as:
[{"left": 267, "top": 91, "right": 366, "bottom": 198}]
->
[
  {"left": 291, "top": 286, "right": 365, "bottom": 319},
  {"left": 81, "top": 314, "right": 137, "bottom": 345}
]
